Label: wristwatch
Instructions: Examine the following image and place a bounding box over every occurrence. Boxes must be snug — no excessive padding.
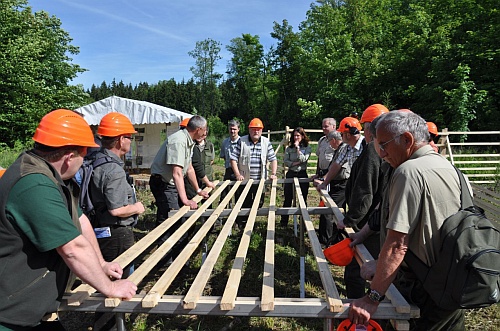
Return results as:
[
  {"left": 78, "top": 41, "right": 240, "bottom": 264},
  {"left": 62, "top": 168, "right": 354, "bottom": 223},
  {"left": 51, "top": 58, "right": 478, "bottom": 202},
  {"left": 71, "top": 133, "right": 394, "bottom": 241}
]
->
[{"left": 367, "top": 289, "right": 385, "bottom": 302}]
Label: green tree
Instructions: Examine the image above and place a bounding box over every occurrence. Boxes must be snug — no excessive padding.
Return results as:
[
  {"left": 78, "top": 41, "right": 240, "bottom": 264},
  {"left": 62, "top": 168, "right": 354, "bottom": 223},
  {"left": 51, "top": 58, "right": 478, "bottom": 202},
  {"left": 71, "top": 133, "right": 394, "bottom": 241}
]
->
[
  {"left": 188, "top": 38, "right": 223, "bottom": 116},
  {"left": 0, "top": 0, "right": 87, "bottom": 147}
]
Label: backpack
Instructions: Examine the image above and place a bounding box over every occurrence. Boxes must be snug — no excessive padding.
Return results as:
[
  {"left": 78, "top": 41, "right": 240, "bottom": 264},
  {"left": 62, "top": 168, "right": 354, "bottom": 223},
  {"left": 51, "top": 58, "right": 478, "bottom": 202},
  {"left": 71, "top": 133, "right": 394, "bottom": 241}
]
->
[
  {"left": 404, "top": 167, "right": 500, "bottom": 309},
  {"left": 75, "top": 150, "right": 120, "bottom": 217}
]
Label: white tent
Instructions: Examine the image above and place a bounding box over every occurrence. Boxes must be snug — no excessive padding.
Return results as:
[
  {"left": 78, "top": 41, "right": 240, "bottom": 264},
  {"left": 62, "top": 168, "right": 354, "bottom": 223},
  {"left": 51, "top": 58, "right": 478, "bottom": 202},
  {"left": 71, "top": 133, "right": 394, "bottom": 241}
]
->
[{"left": 76, "top": 96, "right": 192, "bottom": 169}]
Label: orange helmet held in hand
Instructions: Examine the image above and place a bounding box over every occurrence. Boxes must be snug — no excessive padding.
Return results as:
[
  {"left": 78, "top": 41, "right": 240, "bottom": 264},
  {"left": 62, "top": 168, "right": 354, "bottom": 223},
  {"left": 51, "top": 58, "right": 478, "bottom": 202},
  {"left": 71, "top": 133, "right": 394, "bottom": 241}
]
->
[
  {"left": 32, "top": 109, "right": 98, "bottom": 147},
  {"left": 323, "top": 237, "right": 355, "bottom": 266},
  {"left": 248, "top": 118, "right": 264, "bottom": 129},
  {"left": 360, "top": 104, "right": 389, "bottom": 124},
  {"left": 337, "top": 117, "right": 362, "bottom": 134},
  {"left": 337, "top": 319, "right": 383, "bottom": 331},
  {"left": 97, "top": 112, "right": 137, "bottom": 137}
]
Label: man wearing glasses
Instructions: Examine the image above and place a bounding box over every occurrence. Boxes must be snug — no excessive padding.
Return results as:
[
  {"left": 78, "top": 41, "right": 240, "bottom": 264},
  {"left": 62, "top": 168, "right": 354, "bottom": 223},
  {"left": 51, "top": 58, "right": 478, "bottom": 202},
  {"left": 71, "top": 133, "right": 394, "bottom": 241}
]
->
[
  {"left": 349, "top": 111, "right": 465, "bottom": 330},
  {"left": 89, "top": 112, "right": 146, "bottom": 279}
]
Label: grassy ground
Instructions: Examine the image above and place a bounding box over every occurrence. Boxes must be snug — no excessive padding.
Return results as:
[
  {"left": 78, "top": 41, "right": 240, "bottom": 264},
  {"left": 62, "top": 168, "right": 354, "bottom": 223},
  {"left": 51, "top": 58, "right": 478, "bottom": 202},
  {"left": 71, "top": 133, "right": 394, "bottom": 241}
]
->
[{"left": 110, "top": 166, "right": 500, "bottom": 331}]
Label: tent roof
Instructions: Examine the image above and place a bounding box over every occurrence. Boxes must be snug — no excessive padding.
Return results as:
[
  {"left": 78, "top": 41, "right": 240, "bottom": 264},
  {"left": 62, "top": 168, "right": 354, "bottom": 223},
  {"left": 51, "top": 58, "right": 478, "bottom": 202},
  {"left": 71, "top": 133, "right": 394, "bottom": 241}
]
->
[{"left": 75, "top": 96, "right": 192, "bottom": 125}]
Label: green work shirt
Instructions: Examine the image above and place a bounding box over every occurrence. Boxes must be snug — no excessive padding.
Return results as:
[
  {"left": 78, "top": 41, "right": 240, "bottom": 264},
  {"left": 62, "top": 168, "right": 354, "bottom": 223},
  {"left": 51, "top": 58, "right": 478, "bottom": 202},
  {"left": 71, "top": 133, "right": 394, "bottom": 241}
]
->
[
  {"left": 7, "top": 174, "right": 80, "bottom": 252},
  {"left": 150, "top": 129, "right": 194, "bottom": 186}
]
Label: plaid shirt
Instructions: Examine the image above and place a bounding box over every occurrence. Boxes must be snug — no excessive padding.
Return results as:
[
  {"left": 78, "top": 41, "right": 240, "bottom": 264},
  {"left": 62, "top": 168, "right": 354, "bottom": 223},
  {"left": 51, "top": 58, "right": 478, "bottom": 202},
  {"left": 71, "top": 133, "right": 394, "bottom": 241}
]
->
[{"left": 334, "top": 136, "right": 365, "bottom": 169}]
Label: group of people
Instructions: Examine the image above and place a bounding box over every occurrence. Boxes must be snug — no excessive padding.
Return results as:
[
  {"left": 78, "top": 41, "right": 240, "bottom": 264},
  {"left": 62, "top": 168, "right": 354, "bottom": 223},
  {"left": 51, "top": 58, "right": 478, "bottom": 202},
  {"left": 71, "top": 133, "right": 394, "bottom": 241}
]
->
[{"left": 0, "top": 104, "right": 463, "bottom": 331}]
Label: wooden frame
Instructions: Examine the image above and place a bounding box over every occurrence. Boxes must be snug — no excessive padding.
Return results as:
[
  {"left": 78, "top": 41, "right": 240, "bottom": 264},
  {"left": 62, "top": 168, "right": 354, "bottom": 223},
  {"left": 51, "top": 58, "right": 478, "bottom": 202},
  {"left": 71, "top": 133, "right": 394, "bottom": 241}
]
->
[{"left": 61, "top": 179, "right": 417, "bottom": 330}]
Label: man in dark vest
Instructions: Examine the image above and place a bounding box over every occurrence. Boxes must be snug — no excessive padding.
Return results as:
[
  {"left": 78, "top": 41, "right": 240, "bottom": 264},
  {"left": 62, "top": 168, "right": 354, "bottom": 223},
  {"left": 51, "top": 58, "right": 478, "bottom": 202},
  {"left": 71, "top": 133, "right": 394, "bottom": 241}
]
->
[{"left": 0, "top": 109, "right": 137, "bottom": 330}]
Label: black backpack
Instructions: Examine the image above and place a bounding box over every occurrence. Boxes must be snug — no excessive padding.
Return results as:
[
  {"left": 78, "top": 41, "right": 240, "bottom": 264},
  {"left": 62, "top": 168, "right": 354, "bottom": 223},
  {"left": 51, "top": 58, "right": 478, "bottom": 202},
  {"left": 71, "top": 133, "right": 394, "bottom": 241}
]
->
[
  {"left": 75, "top": 150, "right": 120, "bottom": 217},
  {"left": 404, "top": 167, "right": 500, "bottom": 309}
]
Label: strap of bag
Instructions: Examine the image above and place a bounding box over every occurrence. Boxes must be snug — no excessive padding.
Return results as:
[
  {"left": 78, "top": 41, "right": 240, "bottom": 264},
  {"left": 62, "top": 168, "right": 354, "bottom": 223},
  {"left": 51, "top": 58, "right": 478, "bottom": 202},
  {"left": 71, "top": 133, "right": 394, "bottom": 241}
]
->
[{"left": 404, "top": 166, "right": 470, "bottom": 277}]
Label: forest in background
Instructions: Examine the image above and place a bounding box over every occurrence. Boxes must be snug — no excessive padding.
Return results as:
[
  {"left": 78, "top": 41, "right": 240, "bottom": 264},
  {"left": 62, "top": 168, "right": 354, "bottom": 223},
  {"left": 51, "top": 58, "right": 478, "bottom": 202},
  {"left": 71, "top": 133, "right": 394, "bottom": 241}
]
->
[{"left": 1, "top": 0, "right": 499, "bottom": 148}]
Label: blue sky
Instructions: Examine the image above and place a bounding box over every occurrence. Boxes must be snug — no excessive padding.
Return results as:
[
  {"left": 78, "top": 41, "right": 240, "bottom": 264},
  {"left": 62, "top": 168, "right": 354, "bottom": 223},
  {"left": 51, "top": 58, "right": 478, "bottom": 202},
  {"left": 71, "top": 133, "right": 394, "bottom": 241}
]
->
[{"left": 29, "top": 0, "right": 313, "bottom": 89}]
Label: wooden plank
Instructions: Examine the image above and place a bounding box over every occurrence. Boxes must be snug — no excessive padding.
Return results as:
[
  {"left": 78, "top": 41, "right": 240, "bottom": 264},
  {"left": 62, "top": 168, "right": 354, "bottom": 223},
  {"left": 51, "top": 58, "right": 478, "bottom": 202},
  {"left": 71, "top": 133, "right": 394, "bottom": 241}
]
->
[
  {"left": 181, "top": 180, "right": 249, "bottom": 309},
  {"left": 299, "top": 180, "right": 343, "bottom": 312},
  {"left": 104, "top": 181, "right": 228, "bottom": 307},
  {"left": 66, "top": 183, "right": 218, "bottom": 306},
  {"left": 472, "top": 184, "right": 500, "bottom": 200},
  {"left": 139, "top": 181, "right": 228, "bottom": 308},
  {"left": 261, "top": 178, "right": 277, "bottom": 311},
  {"left": 220, "top": 179, "right": 267, "bottom": 310}
]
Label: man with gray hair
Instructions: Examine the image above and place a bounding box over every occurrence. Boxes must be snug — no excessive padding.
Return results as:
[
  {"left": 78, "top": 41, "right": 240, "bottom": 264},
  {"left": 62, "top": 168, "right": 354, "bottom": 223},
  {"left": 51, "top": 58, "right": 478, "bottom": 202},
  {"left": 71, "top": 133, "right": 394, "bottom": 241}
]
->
[
  {"left": 150, "top": 115, "right": 210, "bottom": 255},
  {"left": 349, "top": 111, "right": 465, "bottom": 330},
  {"left": 314, "top": 117, "right": 336, "bottom": 178},
  {"left": 317, "top": 130, "right": 350, "bottom": 246}
]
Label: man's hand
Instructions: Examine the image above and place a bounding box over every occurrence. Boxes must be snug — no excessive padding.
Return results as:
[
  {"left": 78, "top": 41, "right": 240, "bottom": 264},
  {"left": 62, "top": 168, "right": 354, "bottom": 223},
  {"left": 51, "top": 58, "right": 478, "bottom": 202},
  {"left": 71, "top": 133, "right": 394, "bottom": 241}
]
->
[
  {"left": 348, "top": 296, "right": 379, "bottom": 326},
  {"left": 106, "top": 279, "right": 137, "bottom": 301},
  {"left": 135, "top": 202, "right": 146, "bottom": 215},
  {"left": 336, "top": 218, "right": 346, "bottom": 229},
  {"left": 236, "top": 174, "right": 244, "bottom": 181},
  {"left": 198, "top": 190, "right": 209, "bottom": 199},
  {"left": 205, "top": 181, "right": 216, "bottom": 189},
  {"left": 269, "top": 174, "right": 277, "bottom": 180},
  {"left": 101, "top": 261, "right": 123, "bottom": 280},
  {"left": 184, "top": 200, "right": 198, "bottom": 209}
]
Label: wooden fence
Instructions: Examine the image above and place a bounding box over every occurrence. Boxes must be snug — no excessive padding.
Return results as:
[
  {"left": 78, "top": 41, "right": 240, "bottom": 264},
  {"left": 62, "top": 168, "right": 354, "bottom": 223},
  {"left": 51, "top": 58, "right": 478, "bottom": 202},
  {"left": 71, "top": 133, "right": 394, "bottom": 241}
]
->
[{"left": 266, "top": 128, "right": 499, "bottom": 185}]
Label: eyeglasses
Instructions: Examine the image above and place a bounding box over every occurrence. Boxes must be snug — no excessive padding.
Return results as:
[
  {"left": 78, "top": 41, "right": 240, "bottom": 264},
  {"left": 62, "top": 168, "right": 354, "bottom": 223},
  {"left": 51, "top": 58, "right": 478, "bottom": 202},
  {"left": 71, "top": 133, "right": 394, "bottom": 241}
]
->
[
  {"left": 123, "top": 136, "right": 133, "bottom": 140},
  {"left": 378, "top": 134, "right": 401, "bottom": 152}
]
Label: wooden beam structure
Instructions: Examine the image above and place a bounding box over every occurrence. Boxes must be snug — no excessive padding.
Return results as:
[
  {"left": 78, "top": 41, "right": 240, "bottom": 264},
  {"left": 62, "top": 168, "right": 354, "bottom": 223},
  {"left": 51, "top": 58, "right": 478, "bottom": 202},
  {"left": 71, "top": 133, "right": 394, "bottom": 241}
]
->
[{"left": 61, "top": 179, "right": 417, "bottom": 330}]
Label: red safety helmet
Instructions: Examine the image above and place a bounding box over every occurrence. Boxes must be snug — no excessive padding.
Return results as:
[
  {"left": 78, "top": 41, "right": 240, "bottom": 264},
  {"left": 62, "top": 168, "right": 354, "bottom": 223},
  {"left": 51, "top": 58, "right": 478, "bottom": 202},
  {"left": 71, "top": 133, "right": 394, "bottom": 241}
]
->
[
  {"left": 324, "top": 237, "right": 355, "bottom": 266},
  {"left": 360, "top": 104, "right": 389, "bottom": 124},
  {"left": 97, "top": 112, "right": 137, "bottom": 137},
  {"left": 180, "top": 117, "right": 191, "bottom": 128},
  {"left": 337, "top": 117, "right": 362, "bottom": 134},
  {"left": 248, "top": 118, "right": 264, "bottom": 129},
  {"left": 427, "top": 122, "right": 438, "bottom": 136},
  {"left": 33, "top": 109, "right": 98, "bottom": 148},
  {"left": 337, "top": 319, "right": 383, "bottom": 331}
]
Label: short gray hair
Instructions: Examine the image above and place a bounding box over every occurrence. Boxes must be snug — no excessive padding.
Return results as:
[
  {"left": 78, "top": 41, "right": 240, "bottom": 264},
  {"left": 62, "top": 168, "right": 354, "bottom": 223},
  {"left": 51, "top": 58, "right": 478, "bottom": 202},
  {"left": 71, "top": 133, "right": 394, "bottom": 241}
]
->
[
  {"left": 327, "top": 130, "right": 342, "bottom": 141},
  {"left": 376, "top": 111, "right": 429, "bottom": 145},
  {"left": 187, "top": 115, "right": 207, "bottom": 131},
  {"left": 228, "top": 119, "right": 240, "bottom": 128},
  {"left": 323, "top": 117, "right": 336, "bottom": 127}
]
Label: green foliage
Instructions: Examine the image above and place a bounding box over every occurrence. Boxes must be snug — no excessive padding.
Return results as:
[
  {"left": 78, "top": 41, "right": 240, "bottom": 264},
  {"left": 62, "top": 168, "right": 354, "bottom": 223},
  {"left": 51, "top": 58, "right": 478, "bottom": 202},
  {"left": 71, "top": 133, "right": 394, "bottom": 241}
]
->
[{"left": 0, "top": 0, "right": 87, "bottom": 147}]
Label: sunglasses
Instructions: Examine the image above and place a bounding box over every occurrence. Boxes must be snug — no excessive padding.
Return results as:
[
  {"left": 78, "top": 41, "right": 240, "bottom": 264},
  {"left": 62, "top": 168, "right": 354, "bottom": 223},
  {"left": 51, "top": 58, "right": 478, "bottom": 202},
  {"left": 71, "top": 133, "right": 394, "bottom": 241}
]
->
[{"left": 379, "top": 134, "right": 401, "bottom": 152}]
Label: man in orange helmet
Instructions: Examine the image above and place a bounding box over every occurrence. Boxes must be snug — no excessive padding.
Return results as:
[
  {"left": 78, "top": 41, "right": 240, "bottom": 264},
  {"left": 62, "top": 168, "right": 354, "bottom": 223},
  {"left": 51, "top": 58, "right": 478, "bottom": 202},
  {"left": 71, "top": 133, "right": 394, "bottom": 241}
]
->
[
  {"left": 341, "top": 104, "right": 389, "bottom": 299},
  {"left": 89, "top": 112, "right": 146, "bottom": 279},
  {"left": 230, "top": 118, "right": 278, "bottom": 228},
  {"left": 0, "top": 109, "right": 137, "bottom": 330},
  {"left": 427, "top": 121, "right": 439, "bottom": 153}
]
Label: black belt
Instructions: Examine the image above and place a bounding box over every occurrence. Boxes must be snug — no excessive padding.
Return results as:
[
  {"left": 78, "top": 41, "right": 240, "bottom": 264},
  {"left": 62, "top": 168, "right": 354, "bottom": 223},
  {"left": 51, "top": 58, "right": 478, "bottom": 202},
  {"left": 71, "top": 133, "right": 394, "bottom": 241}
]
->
[{"left": 318, "top": 169, "right": 329, "bottom": 176}]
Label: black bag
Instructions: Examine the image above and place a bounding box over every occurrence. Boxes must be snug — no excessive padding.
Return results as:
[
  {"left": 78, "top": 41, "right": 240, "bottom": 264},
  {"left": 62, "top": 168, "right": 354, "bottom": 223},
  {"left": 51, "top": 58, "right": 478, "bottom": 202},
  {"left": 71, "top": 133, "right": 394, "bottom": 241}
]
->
[
  {"left": 404, "top": 168, "right": 500, "bottom": 309},
  {"left": 74, "top": 150, "right": 119, "bottom": 217}
]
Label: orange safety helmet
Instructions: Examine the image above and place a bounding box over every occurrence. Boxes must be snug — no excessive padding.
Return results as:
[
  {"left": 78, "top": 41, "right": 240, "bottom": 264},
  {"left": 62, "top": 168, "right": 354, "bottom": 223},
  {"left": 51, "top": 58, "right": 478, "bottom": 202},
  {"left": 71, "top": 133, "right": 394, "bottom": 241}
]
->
[
  {"left": 427, "top": 122, "right": 438, "bottom": 136},
  {"left": 248, "top": 118, "right": 264, "bottom": 129},
  {"left": 323, "top": 237, "right": 355, "bottom": 266},
  {"left": 97, "top": 112, "right": 137, "bottom": 137},
  {"left": 180, "top": 117, "right": 191, "bottom": 128},
  {"left": 32, "top": 109, "right": 99, "bottom": 147},
  {"left": 360, "top": 104, "right": 389, "bottom": 124},
  {"left": 337, "top": 117, "right": 362, "bottom": 134},
  {"left": 337, "top": 319, "right": 383, "bottom": 331},
  {"left": 0, "top": 168, "right": 5, "bottom": 178}
]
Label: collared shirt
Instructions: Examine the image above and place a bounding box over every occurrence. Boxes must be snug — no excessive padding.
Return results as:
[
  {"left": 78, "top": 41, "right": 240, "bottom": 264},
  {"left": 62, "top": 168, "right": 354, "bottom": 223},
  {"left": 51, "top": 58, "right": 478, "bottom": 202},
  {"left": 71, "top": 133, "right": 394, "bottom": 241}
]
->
[
  {"left": 387, "top": 145, "right": 461, "bottom": 266},
  {"left": 334, "top": 135, "right": 365, "bottom": 169},
  {"left": 316, "top": 136, "right": 335, "bottom": 170},
  {"left": 230, "top": 136, "right": 277, "bottom": 180},
  {"left": 150, "top": 129, "right": 194, "bottom": 186},
  {"left": 220, "top": 136, "right": 240, "bottom": 169}
]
